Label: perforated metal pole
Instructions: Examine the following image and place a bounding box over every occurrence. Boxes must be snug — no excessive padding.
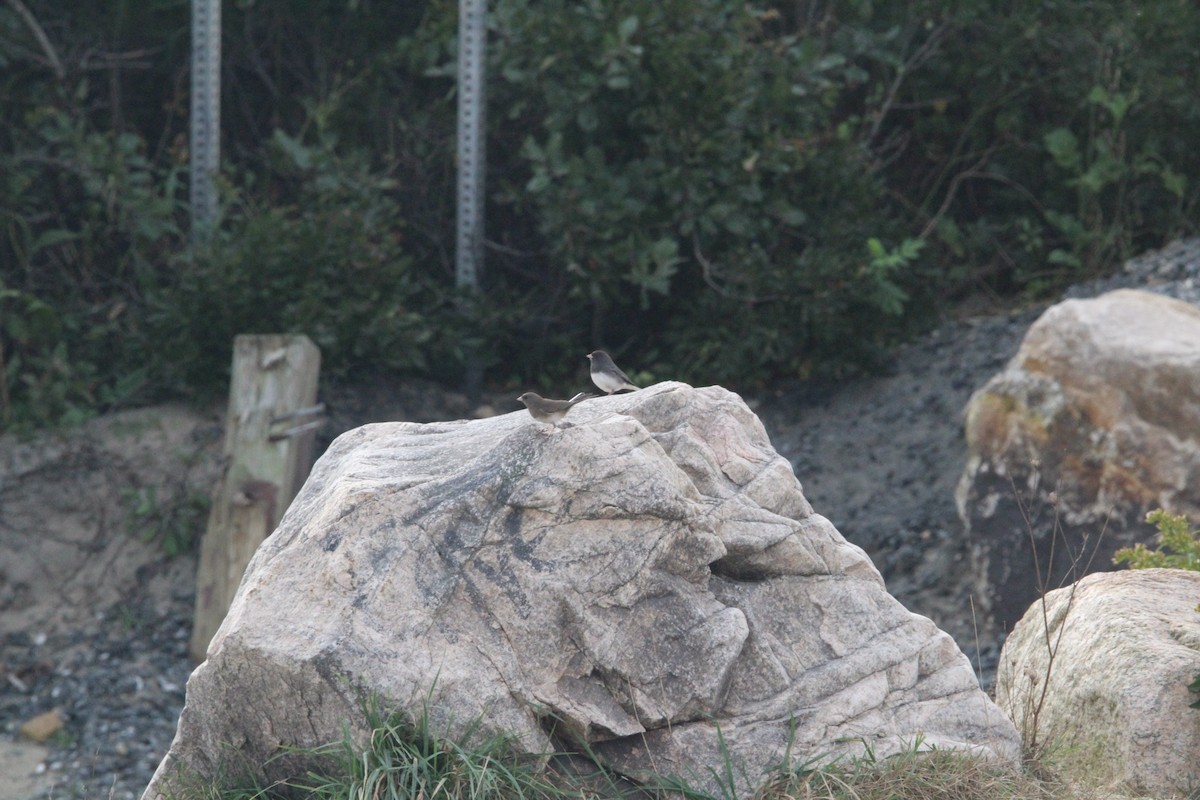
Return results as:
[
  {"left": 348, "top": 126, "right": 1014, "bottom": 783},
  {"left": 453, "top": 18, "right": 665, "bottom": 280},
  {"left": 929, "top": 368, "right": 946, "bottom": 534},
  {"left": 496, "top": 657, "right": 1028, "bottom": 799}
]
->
[
  {"left": 456, "top": 0, "right": 487, "bottom": 291},
  {"left": 190, "top": 0, "right": 221, "bottom": 242},
  {"left": 456, "top": 0, "right": 487, "bottom": 398}
]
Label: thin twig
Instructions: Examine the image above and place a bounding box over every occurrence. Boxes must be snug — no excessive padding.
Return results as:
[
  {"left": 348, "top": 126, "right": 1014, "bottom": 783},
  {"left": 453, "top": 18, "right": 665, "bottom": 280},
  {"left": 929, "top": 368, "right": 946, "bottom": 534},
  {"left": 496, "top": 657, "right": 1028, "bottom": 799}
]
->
[
  {"left": 919, "top": 149, "right": 1057, "bottom": 243},
  {"left": 77, "top": 47, "right": 158, "bottom": 71},
  {"left": 482, "top": 238, "right": 533, "bottom": 258},
  {"left": 868, "top": 21, "right": 949, "bottom": 142},
  {"left": 968, "top": 595, "right": 983, "bottom": 687},
  {"left": 0, "top": 339, "right": 10, "bottom": 427},
  {"left": 691, "top": 231, "right": 778, "bottom": 304},
  {"left": 917, "top": 150, "right": 995, "bottom": 241},
  {"left": 1018, "top": 481, "right": 1112, "bottom": 758},
  {"left": 1008, "top": 470, "right": 1044, "bottom": 598},
  {"left": 692, "top": 231, "right": 734, "bottom": 298},
  {"left": 5, "top": 0, "right": 65, "bottom": 80}
]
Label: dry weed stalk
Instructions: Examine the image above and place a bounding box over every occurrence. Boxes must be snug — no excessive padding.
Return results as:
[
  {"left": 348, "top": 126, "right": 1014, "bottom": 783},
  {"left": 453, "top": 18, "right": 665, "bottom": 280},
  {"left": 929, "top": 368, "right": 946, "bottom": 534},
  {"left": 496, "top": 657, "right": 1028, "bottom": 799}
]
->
[{"left": 1003, "top": 465, "right": 1108, "bottom": 762}]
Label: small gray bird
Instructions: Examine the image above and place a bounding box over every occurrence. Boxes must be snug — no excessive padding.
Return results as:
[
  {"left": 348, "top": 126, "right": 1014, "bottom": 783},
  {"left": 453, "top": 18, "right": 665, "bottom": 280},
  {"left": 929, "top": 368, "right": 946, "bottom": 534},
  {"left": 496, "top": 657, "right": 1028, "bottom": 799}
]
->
[
  {"left": 517, "top": 391, "right": 593, "bottom": 427},
  {"left": 587, "top": 350, "right": 639, "bottom": 394}
]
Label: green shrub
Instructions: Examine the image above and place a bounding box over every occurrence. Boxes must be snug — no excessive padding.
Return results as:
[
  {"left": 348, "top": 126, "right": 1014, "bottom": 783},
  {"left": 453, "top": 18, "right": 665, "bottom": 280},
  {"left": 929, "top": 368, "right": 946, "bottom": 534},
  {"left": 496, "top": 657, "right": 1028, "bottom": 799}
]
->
[
  {"left": 0, "top": 99, "right": 186, "bottom": 429},
  {"left": 401, "top": 0, "right": 935, "bottom": 384},
  {"left": 146, "top": 131, "right": 453, "bottom": 396},
  {"left": 885, "top": 0, "right": 1200, "bottom": 292},
  {"left": 1113, "top": 509, "right": 1200, "bottom": 571},
  {"left": 1113, "top": 508, "right": 1200, "bottom": 710}
]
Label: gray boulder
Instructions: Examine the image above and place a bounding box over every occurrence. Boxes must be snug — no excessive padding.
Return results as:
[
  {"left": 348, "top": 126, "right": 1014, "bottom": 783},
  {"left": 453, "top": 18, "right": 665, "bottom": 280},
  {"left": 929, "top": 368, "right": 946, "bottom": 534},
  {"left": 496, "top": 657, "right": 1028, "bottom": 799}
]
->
[
  {"left": 957, "top": 289, "right": 1200, "bottom": 632},
  {"left": 144, "top": 383, "right": 1018, "bottom": 799},
  {"left": 996, "top": 568, "right": 1200, "bottom": 796}
]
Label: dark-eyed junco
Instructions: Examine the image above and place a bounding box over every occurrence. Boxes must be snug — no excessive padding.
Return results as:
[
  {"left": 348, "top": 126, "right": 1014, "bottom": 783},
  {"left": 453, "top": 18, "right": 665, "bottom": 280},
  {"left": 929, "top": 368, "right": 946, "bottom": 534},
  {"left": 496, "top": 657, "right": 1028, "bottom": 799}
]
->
[
  {"left": 587, "top": 350, "right": 639, "bottom": 394},
  {"left": 517, "top": 391, "right": 593, "bottom": 427}
]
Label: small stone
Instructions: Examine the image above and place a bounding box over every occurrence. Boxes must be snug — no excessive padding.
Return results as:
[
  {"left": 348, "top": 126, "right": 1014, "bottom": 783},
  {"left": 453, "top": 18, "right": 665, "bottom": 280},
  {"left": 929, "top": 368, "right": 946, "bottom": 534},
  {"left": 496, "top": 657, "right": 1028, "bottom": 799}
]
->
[{"left": 20, "top": 709, "right": 64, "bottom": 742}]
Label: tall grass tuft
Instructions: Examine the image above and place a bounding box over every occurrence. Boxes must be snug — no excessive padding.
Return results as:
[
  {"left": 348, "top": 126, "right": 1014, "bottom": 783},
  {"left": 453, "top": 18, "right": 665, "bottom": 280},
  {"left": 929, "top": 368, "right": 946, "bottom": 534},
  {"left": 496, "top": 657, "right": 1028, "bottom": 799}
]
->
[
  {"left": 198, "top": 695, "right": 573, "bottom": 800},
  {"left": 290, "top": 698, "right": 564, "bottom": 800}
]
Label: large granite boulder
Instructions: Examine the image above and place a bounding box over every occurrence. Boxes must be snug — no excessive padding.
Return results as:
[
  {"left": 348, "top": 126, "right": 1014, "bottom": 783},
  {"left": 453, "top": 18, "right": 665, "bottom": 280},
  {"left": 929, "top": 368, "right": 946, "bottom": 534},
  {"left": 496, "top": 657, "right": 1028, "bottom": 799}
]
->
[
  {"left": 956, "top": 289, "right": 1200, "bottom": 631},
  {"left": 996, "top": 568, "right": 1200, "bottom": 796},
  {"left": 143, "top": 383, "right": 1018, "bottom": 799}
]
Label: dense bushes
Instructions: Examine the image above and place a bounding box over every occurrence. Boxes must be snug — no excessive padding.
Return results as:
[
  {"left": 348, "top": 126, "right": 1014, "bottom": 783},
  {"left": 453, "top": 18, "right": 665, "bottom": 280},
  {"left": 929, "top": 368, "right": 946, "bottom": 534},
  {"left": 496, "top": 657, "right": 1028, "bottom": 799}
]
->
[
  {"left": 1, "top": 0, "right": 1198, "bottom": 429},
  {"left": 884, "top": 0, "right": 1200, "bottom": 293},
  {"left": 150, "top": 132, "right": 452, "bottom": 394},
  {"left": 0, "top": 99, "right": 187, "bottom": 428},
  {"left": 478, "top": 0, "right": 925, "bottom": 383}
]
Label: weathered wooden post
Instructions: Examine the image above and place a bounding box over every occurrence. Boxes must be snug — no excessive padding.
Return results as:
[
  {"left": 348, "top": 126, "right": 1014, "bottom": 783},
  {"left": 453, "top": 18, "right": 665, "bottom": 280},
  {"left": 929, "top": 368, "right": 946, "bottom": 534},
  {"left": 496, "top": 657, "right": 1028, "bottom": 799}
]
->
[{"left": 190, "top": 334, "right": 322, "bottom": 662}]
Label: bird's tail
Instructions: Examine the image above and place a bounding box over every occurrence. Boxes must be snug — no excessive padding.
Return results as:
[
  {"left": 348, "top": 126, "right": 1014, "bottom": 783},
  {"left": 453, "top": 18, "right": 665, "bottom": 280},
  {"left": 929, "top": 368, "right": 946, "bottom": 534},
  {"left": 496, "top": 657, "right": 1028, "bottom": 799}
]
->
[{"left": 567, "top": 392, "right": 596, "bottom": 404}]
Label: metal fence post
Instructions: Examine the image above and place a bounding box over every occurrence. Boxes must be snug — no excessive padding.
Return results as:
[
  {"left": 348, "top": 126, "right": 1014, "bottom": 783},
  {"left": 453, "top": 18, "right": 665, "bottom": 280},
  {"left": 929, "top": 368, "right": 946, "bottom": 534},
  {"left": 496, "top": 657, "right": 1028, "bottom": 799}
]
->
[
  {"left": 456, "top": 0, "right": 487, "bottom": 398},
  {"left": 190, "top": 0, "right": 221, "bottom": 242}
]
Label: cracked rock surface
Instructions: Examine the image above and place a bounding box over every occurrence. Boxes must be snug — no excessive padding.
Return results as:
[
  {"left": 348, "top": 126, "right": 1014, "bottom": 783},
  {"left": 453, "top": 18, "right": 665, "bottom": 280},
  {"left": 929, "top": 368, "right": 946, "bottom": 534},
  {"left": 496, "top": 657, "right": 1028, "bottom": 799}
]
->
[{"left": 143, "top": 383, "right": 1018, "bottom": 799}]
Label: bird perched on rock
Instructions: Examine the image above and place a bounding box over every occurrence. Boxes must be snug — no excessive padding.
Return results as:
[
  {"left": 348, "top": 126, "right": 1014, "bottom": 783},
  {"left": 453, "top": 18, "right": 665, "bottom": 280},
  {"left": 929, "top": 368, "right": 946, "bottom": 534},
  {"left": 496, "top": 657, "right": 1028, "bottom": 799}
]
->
[
  {"left": 587, "top": 350, "right": 639, "bottom": 394},
  {"left": 517, "top": 391, "right": 593, "bottom": 427}
]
